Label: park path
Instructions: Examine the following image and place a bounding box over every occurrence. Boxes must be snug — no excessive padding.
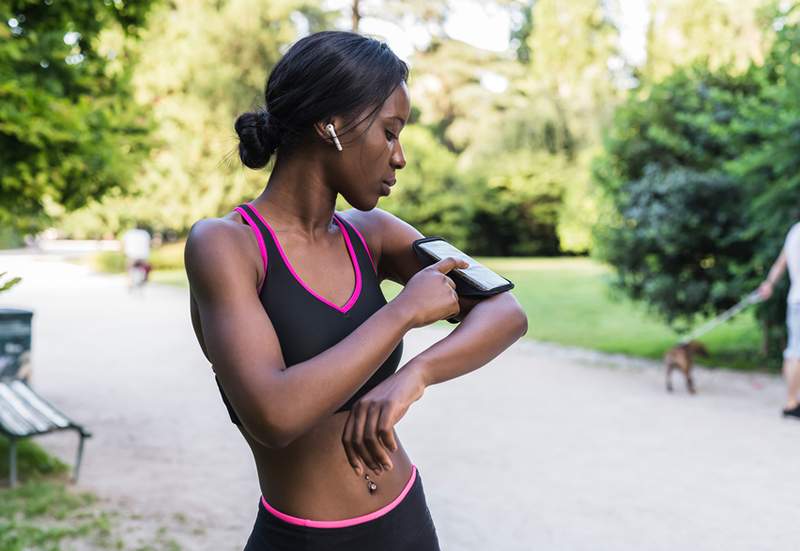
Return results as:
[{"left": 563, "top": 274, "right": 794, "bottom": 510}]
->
[{"left": 1, "top": 251, "right": 798, "bottom": 550}]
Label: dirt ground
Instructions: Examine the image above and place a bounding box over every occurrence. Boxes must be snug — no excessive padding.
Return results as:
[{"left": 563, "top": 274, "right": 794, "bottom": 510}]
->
[{"left": 2, "top": 252, "right": 798, "bottom": 550}]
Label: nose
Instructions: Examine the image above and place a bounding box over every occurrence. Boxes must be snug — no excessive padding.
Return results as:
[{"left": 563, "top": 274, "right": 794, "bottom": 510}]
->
[{"left": 390, "top": 141, "right": 406, "bottom": 170}]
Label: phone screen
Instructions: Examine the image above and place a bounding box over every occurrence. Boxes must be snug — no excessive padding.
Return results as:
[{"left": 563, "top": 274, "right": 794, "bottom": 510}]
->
[{"left": 417, "top": 240, "right": 510, "bottom": 291}]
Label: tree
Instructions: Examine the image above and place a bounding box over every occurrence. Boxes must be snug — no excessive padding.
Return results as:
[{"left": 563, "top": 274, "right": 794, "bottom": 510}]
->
[
  {"left": 348, "top": 124, "right": 474, "bottom": 248},
  {"left": 58, "top": 0, "right": 335, "bottom": 237},
  {"left": 0, "top": 0, "right": 157, "bottom": 232},
  {"left": 595, "top": 9, "right": 800, "bottom": 358},
  {"left": 598, "top": 166, "right": 754, "bottom": 326},
  {"left": 642, "top": 0, "right": 774, "bottom": 83}
]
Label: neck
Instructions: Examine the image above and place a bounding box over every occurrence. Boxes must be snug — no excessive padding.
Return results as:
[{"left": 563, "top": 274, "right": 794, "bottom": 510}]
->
[{"left": 252, "top": 150, "right": 338, "bottom": 239}]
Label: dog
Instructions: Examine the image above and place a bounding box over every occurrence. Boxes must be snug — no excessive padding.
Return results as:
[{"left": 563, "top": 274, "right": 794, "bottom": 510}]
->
[{"left": 665, "top": 340, "right": 709, "bottom": 394}]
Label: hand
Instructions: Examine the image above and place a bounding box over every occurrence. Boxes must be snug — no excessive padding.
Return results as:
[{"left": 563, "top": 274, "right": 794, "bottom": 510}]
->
[
  {"left": 757, "top": 281, "right": 774, "bottom": 300},
  {"left": 341, "top": 363, "right": 427, "bottom": 477},
  {"left": 392, "top": 257, "right": 468, "bottom": 329}
]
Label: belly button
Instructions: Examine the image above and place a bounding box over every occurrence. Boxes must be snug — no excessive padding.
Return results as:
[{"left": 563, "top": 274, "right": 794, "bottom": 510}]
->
[{"left": 364, "top": 473, "right": 378, "bottom": 494}]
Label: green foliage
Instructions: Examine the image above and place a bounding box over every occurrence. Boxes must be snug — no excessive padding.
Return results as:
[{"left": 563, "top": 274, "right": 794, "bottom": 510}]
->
[
  {"left": 91, "top": 251, "right": 126, "bottom": 274},
  {"left": 0, "top": 226, "right": 24, "bottom": 249},
  {"left": 0, "top": 0, "right": 157, "bottom": 232},
  {"left": 595, "top": 13, "right": 800, "bottom": 356},
  {"left": 356, "top": 124, "right": 472, "bottom": 248},
  {"left": 1, "top": 271, "right": 22, "bottom": 293},
  {"left": 149, "top": 241, "right": 185, "bottom": 270},
  {"left": 462, "top": 150, "right": 565, "bottom": 255},
  {"left": 642, "top": 0, "right": 774, "bottom": 83},
  {"left": 58, "top": 0, "right": 337, "bottom": 238},
  {"left": 593, "top": 65, "right": 759, "bottom": 194},
  {"left": 600, "top": 166, "right": 754, "bottom": 326},
  {"left": 0, "top": 436, "right": 121, "bottom": 550},
  {"left": 0, "top": 436, "right": 69, "bottom": 481}
]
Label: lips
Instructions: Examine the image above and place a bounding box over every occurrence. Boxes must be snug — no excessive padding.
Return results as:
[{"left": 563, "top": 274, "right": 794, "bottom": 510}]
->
[{"left": 380, "top": 179, "right": 396, "bottom": 196}]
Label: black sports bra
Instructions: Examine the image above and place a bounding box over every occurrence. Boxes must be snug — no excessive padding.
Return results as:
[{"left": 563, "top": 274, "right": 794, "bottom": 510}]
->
[{"left": 214, "top": 203, "right": 404, "bottom": 426}]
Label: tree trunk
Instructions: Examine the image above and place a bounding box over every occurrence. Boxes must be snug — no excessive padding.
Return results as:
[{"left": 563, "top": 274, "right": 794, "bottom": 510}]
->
[{"left": 352, "top": 0, "right": 360, "bottom": 32}]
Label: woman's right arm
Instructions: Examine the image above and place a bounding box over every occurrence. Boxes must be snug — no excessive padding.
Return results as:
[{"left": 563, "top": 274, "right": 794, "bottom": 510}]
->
[
  {"left": 185, "top": 218, "right": 463, "bottom": 449},
  {"left": 759, "top": 249, "right": 787, "bottom": 299}
]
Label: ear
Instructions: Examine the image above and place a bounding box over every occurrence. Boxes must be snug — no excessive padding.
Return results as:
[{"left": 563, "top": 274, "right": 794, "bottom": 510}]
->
[{"left": 313, "top": 116, "right": 346, "bottom": 146}]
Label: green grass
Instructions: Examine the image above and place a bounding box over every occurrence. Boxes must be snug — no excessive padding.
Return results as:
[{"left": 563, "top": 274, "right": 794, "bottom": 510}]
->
[
  {"left": 483, "top": 257, "right": 766, "bottom": 371},
  {"left": 0, "top": 436, "right": 71, "bottom": 481},
  {"left": 0, "top": 437, "right": 183, "bottom": 550},
  {"left": 373, "top": 258, "right": 766, "bottom": 371},
  {"left": 0, "top": 436, "right": 117, "bottom": 550},
  {"left": 149, "top": 269, "right": 189, "bottom": 287},
  {"left": 109, "top": 257, "right": 770, "bottom": 371}
]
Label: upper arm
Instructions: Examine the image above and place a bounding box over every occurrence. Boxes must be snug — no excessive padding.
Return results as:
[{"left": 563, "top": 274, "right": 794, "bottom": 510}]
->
[
  {"left": 184, "top": 219, "right": 287, "bottom": 446},
  {"left": 344, "top": 208, "right": 481, "bottom": 321}
]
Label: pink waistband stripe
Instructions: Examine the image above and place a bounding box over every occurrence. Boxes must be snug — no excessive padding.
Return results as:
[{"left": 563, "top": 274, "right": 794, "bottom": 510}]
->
[{"left": 260, "top": 465, "right": 417, "bottom": 528}]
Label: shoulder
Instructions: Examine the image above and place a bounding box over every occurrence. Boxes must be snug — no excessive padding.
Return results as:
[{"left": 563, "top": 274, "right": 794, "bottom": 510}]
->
[
  {"left": 186, "top": 216, "right": 247, "bottom": 257},
  {"left": 786, "top": 222, "right": 800, "bottom": 244},
  {"left": 337, "top": 207, "right": 425, "bottom": 284},
  {"left": 337, "top": 207, "right": 420, "bottom": 245},
  {"left": 337, "top": 208, "right": 423, "bottom": 256},
  {"left": 185, "top": 216, "right": 256, "bottom": 291}
]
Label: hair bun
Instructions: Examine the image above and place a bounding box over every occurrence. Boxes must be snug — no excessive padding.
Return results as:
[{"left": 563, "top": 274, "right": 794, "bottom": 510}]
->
[{"left": 234, "top": 109, "right": 281, "bottom": 169}]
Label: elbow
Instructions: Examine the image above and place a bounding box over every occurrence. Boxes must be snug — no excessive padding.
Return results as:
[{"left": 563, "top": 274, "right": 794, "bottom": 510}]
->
[
  {"left": 515, "top": 308, "right": 529, "bottom": 337},
  {"left": 257, "top": 426, "right": 296, "bottom": 449},
  {"left": 501, "top": 292, "right": 528, "bottom": 337},
  {"left": 246, "top": 406, "right": 301, "bottom": 449}
]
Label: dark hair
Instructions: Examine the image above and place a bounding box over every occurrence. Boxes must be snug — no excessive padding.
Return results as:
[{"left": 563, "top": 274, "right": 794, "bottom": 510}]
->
[{"left": 235, "top": 31, "right": 409, "bottom": 169}]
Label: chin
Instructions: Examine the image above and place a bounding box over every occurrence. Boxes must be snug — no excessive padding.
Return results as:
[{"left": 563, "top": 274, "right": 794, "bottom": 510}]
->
[{"left": 346, "top": 196, "right": 379, "bottom": 211}]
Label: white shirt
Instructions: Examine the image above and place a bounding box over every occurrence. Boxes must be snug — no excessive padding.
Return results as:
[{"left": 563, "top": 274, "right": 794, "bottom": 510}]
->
[
  {"left": 785, "top": 222, "right": 800, "bottom": 303},
  {"left": 122, "top": 228, "right": 151, "bottom": 261}
]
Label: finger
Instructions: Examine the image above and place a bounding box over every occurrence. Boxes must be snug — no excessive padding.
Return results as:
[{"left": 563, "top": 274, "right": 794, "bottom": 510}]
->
[
  {"left": 443, "top": 275, "right": 456, "bottom": 290},
  {"left": 433, "top": 256, "right": 469, "bottom": 274},
  {"left": 364, "top": 403, "right": 393, "bottom": 472},
  {"left": 377, "top": 407, "right": 399, "bottom": 454},
  {"left": 351, "top": 403, "right": 379, "bottom": 474},
  {"left": 341, "top": 412, "right": 365, "bottom": 477}
]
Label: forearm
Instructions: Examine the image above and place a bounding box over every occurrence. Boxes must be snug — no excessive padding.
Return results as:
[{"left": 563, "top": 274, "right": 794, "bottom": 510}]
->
[
  {"left": 266, "top": 300, "right": 413, "bottom": 444},
  {"left": 766, "top": 252, "right": 787, "bottom": 284},
  {"left": 409, "top": 293, "right": 528, "bottom": 387}
]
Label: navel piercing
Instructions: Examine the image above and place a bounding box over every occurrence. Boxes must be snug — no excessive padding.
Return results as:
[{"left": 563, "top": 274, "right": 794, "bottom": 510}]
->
[
  {"left": 325, "top": 123, "right": 343, "bottom": 151},
  {"left": 364, "top": 473, "right": 378, "bottom": 494}
]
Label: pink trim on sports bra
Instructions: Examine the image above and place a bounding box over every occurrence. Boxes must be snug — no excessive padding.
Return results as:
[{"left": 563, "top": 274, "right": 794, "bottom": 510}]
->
[
  {"left": 260, "top": 465, "right": 417, "bottom": 528},
  {"left": 345, "top": 218, "right": 378, "bottom": 275},
  {"left": 234, "top": 206, "right": 268, "bottom": 293},
  {"left": 246, "top": 204, "right": 362, "bottom": 314}
]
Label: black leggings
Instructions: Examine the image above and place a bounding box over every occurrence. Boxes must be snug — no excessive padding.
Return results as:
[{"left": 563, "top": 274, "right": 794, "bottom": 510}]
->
[{"left": 243, "top": 468, "right": 440, "bottom": 551}]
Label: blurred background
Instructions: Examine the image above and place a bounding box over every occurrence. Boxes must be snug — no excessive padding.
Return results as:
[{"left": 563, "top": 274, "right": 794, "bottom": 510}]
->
[{"left": 2, "top": 1, "right": 799, "bottom": 550}]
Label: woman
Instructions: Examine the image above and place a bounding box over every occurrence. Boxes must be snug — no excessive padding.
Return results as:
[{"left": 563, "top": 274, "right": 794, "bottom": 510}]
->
[{"left": 184, "top": 31, "right": 528, "bottom": 550}]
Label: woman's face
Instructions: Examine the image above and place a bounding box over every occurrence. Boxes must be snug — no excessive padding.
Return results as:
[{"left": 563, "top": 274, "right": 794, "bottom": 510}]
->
[{"left": 329, "top": 82, "right": 410, "bottom": 210}]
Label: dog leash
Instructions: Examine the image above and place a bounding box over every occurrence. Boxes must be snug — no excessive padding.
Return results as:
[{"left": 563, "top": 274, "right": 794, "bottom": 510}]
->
[{"left": 678, "top": 291, "right": 763, "bottom": 344}]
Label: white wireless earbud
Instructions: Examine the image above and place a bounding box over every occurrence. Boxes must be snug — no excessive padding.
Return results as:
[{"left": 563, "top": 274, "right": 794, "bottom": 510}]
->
[{"left": 325, "top": 123, "right": 343, "bottom": 152}]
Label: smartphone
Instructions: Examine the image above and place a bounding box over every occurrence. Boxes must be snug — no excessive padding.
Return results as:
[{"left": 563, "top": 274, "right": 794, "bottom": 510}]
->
[{"left": 415, "top": 238, "right": 513, "bottom": 293}]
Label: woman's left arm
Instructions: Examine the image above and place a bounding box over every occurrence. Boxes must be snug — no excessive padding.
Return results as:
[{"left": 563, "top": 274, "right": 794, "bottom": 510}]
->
[{"left": 404, "top": 290, "right": 528, "bottom": 386}]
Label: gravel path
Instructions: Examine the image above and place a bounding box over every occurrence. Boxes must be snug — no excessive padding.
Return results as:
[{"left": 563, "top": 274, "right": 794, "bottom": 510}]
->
[{"left": 1, "top": 252, "right": 797, "bottom": 550}]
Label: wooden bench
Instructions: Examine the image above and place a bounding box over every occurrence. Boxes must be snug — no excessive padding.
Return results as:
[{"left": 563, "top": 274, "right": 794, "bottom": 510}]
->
[{"left": 0, "top": 379, "right": 91, "bottom": 487}]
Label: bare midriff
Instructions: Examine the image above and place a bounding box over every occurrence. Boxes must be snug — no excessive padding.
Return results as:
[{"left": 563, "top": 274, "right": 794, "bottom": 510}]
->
[{"left": 239, "top": 411, "right": 414, "bottom": 521}]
